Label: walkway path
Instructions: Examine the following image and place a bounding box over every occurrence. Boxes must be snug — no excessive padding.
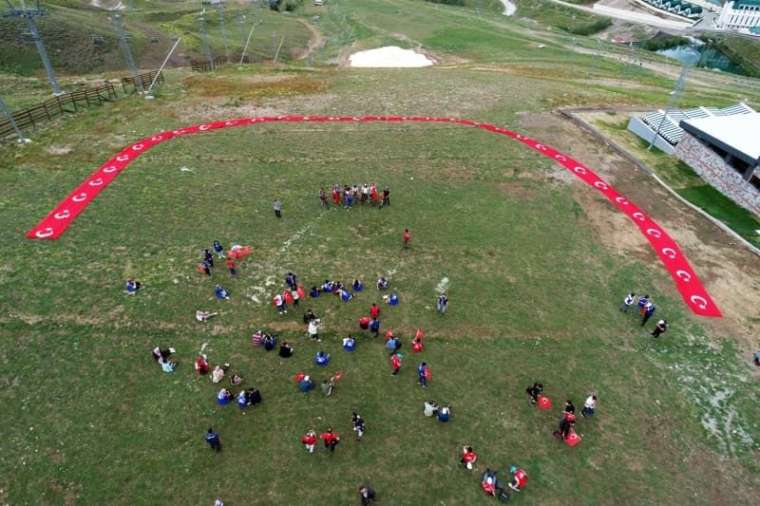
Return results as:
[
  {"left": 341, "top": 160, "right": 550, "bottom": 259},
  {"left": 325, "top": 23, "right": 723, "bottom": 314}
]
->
[{"left": 547, "top": 0, "right": 693, "bottom": 31}]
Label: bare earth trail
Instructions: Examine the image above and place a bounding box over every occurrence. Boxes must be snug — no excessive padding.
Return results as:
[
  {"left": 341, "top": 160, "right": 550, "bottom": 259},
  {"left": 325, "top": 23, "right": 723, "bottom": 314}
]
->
[{"left": 518, "top": 111, "right": 760, "bottom": 351}]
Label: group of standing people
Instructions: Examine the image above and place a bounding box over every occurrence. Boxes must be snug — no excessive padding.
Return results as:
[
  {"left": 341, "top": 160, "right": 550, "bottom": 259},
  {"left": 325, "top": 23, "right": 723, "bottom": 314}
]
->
[
  {"left": 320, "top": 184, "right": 390, "bottom": 209},
  {"left": 620, "top": 292, "right": 668, "bottom": 338}
]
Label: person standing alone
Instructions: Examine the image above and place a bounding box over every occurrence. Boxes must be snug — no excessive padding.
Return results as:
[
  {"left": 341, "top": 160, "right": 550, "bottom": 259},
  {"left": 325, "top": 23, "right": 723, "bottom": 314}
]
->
[
  {"left": 273, "top": 199, "right": 283, "bottom": 219},
  {"left": 205, "top": 428, "right": 222, "bottom": 452}
]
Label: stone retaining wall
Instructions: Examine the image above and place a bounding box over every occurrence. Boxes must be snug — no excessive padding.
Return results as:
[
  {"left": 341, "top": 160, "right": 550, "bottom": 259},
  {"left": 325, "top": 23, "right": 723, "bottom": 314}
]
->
[{"left": 675, "top": 132, "right": 760, "bottom": 216}]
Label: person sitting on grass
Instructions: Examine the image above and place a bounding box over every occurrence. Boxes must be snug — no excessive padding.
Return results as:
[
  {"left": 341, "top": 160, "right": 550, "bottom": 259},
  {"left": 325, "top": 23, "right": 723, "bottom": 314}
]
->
[
  {"left": 279, "top": 341, "right": 294, "bottom": 358},
  {"left": 343, "top": 336, "right": 356, "bottom": 352},
  {"left": 214, "top": 285, "right": 230, "bottom": 301},
  {"left": 369, "top": 318, "right": 381, "bottom": 337},
  {"left": 321, "top": 377, "right": 335, "bottom": 397},
  {"left": 376, "top": 276, "right": 389, "bottom": 290},
  {"left": 194, "top": 355, "right": 209, "bottom": 376},
  {"left": 230, "top": 373, "right": 243, "bottom": 386},
  {"left": 339, "top": 288, "right": 353, "bottom": 302},
  {"left": 423, "top": 400, "right": 439, "bottom": 417},
  {"left": 298, "top": 375, "right": 315, "bottom": 393},
  {"left": 237, "top": 390, "right": 249, "bottom": 410},
  {"left": 461, "top": 446, "right": 478, "bottom": 470},
  {"left": 263, "top": 334, "right": 277, "bottom": 352},
  {"left": 309, "top": 286, "right": 320, "bottom": 298},
  {"left": 526, "top": 382, "right": 544, "bottom": 406},
  {"left": 507, "top": 465, "right": 528, "bottom": 493},
  {"left": 247, "top": 387, "right": 262, "bottom": 406},
  {"left": 359, "top": 485, "right": 376, "bottom": 506},
  {"left": 353, "top": 279, "right": 364, "bottom": 292},
  {"left": 196, "top": 310, "right": 218, "bottom": 322},
  {"left": 437, "top": 404, "right": 451, "bottom": 422},
  {"left": 315, "top": 351, "right": 331, "bottom": 367},
  {"left": 152, "top": 346, "right": 174, "bottom": 363},
  {"left": 480, "top": 468, "right": 499, "bottom": 496},
  {"left": 125, "top": 279, "right": 141, "bottom": 295},
  {"left": 211, "top": 364, "right": 227, "bottom": 384},
  {"left": 217, "top": 388, "right": 233, "bottom": 406}
]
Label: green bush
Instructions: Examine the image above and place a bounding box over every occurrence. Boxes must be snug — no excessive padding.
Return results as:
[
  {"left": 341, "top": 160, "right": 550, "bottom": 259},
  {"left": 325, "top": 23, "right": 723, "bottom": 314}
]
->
[{"left": 640, "top": 33, "right": 690, "bottom": 51}]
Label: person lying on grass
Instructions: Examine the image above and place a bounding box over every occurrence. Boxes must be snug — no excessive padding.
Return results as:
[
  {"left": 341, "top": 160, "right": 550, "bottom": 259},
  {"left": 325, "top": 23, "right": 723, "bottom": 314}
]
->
[
  {"left": 214, "top": 285, "right": 230, "bottom": 300},
  {"left": 196, "top": 310, "right": 218, "bottom": 322}
]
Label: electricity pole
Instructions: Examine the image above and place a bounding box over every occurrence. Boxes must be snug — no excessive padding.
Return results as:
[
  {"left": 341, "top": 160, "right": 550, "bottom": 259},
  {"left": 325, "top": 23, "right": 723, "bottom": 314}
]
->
[
  {"left": 3, "top": 0, "right": 63, "bottom": 95},
  {"left": 198, "top": 10, "right": 215, "bottom": 70},
  {"left": 0, "top": 95, "right": 29, "bottom": 142},
  {"left": 216, "top": 0, "right": 229, "bottom": 61},
  {"left": 112, "top": 13, "right": 142, "bottom": 91}
]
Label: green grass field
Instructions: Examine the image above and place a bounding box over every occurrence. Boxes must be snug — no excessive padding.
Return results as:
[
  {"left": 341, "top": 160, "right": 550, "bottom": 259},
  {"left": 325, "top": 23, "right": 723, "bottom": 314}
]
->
[{"left": 2, "top": 1, "right": 760, "bottom": 505}]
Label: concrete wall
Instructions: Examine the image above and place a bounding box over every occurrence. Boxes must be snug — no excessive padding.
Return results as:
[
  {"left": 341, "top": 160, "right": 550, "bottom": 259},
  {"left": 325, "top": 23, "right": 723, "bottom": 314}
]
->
[
  {"left": 675, "top": 132, "right": 760, "bottom": 216},
  {"left": 627, "top": 116, "right": 677, "bottom": 154}
]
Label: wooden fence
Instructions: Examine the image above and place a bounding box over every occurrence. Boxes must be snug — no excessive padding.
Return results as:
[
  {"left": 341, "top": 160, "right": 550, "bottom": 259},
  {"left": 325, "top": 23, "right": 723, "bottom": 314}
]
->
[
  {"left": 1, "top": 68, "right": 167, "bottom": 142},
  {"left": 190, "top": 56, "right": 229, "bottom": 72},
  {"left": 121, "top": 70, "right": 164, "bottom": 95}
]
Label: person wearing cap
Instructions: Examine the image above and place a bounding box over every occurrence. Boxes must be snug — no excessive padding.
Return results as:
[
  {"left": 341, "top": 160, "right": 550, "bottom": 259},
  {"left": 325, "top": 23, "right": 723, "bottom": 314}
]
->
[
  {"left": 508, "top": 465, "right": 528, "bottom": 492},
  {"left": 460, "top": 446, "right": 478, "bottom": 470}
]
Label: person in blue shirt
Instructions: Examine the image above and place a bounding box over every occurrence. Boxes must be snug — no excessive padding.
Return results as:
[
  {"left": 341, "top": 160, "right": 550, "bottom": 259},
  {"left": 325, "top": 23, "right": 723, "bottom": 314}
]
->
[
  {"left": 217, "top": 388, "right": 232, "bottom": 406},
  {"left": 285, "top": 272, "right": 297, "bottom": 290},
  {"left": 205, "top": 428, "right": 222, "bottom": 452},
  {"left": 315, "top": 351, "right": 331, "bottom": 366},
  {"left": 298, "top": 375, "right": 315, "bottom": 393},
  {"left": 352, "top": 279, "right": 364, "bottom": 292},
  {"left": 386, "top": 336, "right": 401, "bottom": 354},
  {"left": 310, "top": 286, "right": 320, "bottom": 298},
  {"left": 237, "top": 390, "right": 248, "bottom": 410},
  {"left": 388, "top": 292, "right": 399, "bottom": 306},
  {"left": 215, "top": 285, "right": 230, "bottom": 300},
  {"left": 369, "top": 318, "right": 381, "bottom": 337},
  {"left": 213, "top": 240, "right": 225, "bottom": 258},
  {"left": 125, "top": 279, "right": 141, "bottom": 295},
  {"left": 437, "top": 404, "right": 451, "bottom": 422},
  {"left": 204, "top": 249, "right": 214, "bottom": 268},
  {"left": 343, "top": 336, "right": 356, "bottom": 351},
  {"left": 418, "top": 362, "right": 429, "bottom": 388},
  {"left": 340, "top": 289, "right": 353, "bottom": 302}
]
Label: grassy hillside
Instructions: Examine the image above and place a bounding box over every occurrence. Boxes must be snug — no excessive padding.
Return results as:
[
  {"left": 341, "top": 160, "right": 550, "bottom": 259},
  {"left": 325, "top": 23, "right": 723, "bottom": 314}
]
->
[{"left": 2, "top": 1, "right": 760, "bottom": 505}]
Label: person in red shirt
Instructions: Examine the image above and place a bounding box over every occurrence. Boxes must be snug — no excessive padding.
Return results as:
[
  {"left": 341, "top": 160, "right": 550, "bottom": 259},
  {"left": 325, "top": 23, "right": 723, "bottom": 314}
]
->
[
  {"left": 194, "top": 355, "right": 209, "bottom": 375},
  {"left": 320, "top": 428, "right": 340, "bottom": 452},
  {"left": 508, "top": 465, "right": 528, "bottom": 492},
  {"left": 358, "top": 316, "right": 371, "bottom": 330},
  {"left": 225, "top": 257, "right": 237, "bottom": 276},
  {"left": 460, "top": 446, "right": 478, "bottom": 470},
  {"left": 412, "top": 336, "right": 424, "bottom": 353},
  {"left": 391, "top": 352, "right": 401, "bottom": 375},
  {"left": 370, "top": 303, "right": 380, "bottom": 319},
  {"left": 301, "top": 430, "right": 317, "bottom": 453},
  {"left": 402, "top": 228, "right": 411, "bottom": 249}
]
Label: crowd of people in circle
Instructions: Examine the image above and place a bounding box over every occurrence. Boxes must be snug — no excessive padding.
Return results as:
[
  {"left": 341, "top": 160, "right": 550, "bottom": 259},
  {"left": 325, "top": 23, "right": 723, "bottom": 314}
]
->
[
  {"left": 319, "top": 184, "right": 391, "bottom": 209},
  {"left": 133, "top": 228, "right": 676, "bottom": 504}
]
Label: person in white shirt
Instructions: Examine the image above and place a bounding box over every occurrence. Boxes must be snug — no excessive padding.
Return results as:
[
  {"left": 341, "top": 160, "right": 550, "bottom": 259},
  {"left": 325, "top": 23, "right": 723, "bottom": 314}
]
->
[
  {"left": 308, "top": 318, "right": 321, "bottom": 342},
  {"left": 196, "top": 310, "right": 218, "bottom": 322},
  {"left": 581, "top": 394, "right": 597, "bottom": 417},
  {"left": 620, "top": 293, "right": 635, "bottom": 313}
]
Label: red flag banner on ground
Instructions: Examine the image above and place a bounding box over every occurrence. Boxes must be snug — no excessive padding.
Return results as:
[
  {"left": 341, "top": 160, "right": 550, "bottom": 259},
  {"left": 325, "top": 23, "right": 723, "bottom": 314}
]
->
[{"left": 25, "top": 116, "right": 720, "bottom": 317}]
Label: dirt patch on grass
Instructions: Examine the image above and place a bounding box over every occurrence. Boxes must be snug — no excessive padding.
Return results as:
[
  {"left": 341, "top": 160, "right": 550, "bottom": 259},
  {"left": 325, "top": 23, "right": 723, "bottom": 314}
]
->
[
  {"left": 498, "top": 181, "right": 538, "bottom": 200},
  {"left": 183, "top": 74, "right": 328, "bottom": 99},
  {"left": 517, "top": 110, "right": 760, "bottom": 346}
]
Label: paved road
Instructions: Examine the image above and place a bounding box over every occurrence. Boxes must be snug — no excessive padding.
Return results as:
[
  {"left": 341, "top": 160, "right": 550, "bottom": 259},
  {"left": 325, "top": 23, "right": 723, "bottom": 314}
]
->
[{"left": 546, "top": 0, "right": 693, "bottom": 31}]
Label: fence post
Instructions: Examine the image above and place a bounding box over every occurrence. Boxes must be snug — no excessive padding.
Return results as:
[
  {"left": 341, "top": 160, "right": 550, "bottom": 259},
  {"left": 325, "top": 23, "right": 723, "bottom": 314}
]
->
[
  {"left": 27, "top": 109, "right": 35, "bottom": 129},
  {"left": 72, "top": 93, "right": 78, "bottom": 112},
  {"left": 43, "top": 102, "right": 51, "bottom": 120},
  {"left": 56, "top": 95, "right": 63, "bottom": 115}
]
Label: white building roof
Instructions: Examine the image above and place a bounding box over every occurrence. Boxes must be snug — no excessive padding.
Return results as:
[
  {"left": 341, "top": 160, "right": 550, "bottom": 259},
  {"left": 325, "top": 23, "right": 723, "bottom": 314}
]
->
[{"left": 681, "top": 113, "right": 760, "bottom": 162}]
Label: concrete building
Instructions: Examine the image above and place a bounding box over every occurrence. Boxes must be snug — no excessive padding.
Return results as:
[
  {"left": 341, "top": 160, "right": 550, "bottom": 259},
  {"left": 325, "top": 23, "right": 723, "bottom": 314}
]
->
[
  {"left": 627, "top": 102, "right": 755, "bottom": 154},
  {"left": 675, "top": 113, "right": 760, "bottom": 214},
  {"left": 716, "top": 0, "right": 760, "bottom": 31}
]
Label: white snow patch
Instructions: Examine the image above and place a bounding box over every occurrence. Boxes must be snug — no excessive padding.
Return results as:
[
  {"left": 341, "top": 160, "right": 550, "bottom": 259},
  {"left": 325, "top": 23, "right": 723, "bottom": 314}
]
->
[
  {"left": 250, "top": 295, "right": 261, "bottom": 304},
  {"left": 349, "top": 46, "right": 434, "bottom": 68},
  {"left": 435, "top": 276, "right": 449, "bottom": 294},
  {"left": 499, "top": 0, "right": 516, "bottom": 16}
]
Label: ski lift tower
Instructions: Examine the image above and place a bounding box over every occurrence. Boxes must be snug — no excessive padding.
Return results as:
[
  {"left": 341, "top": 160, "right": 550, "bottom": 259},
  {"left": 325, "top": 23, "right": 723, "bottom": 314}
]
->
[{"left": 2, "top": 0, "right": 63, "bottom": 95}]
